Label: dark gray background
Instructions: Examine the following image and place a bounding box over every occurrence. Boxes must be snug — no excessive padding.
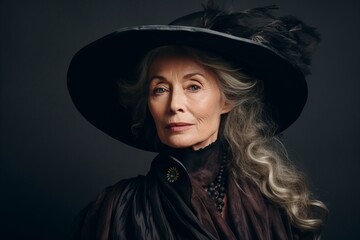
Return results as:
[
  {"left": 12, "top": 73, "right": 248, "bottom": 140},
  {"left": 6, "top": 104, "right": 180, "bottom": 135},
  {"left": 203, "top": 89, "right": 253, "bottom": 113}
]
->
[{"left": 0, "top": 0, "right": 359, "bottom": 239}]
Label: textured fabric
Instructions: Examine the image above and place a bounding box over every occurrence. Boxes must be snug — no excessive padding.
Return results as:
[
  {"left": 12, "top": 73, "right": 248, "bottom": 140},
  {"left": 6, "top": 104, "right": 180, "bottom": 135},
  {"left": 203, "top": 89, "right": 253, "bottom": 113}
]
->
[{"left": 72, "top": 148, "right": 314, "bottom": 240}]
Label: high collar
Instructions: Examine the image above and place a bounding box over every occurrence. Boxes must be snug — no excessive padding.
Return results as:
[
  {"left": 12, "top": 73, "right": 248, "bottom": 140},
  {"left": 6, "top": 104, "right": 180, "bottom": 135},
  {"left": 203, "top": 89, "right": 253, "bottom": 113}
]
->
[{"left": 162, "top": 140, "right": 223, "bottom": 187}]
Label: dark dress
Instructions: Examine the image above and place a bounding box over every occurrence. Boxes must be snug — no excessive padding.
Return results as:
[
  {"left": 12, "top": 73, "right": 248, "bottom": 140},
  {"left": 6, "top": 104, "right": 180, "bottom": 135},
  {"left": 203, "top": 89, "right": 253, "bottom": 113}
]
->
[{"left": 72, "top": 141, "right": 314, "bottom": 239}]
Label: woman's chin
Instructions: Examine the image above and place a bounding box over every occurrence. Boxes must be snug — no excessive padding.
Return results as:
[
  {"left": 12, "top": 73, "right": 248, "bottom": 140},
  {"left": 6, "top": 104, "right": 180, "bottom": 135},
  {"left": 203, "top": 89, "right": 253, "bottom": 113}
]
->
[
  {"left": 161, "top": 137, "right": 214, "bottom": 150},
  {"left": 161, "top": 137, "right": 196, "bottom": 149},
  {"left": 164, "top": 141, "right": 193, "bottom": 149}
]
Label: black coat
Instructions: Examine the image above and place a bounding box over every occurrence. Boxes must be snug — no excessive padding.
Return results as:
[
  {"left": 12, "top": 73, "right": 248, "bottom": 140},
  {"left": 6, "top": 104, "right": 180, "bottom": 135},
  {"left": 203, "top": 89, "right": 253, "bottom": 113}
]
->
[{"left": 72, "top": 152, "right": 315, "bottom": 240}]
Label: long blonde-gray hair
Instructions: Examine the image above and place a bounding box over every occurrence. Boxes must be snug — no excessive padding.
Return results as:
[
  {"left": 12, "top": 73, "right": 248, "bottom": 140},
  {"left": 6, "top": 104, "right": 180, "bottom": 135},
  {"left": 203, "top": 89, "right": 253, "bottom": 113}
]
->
[{"left": 119, "top": 45, "right": 327, "bottom": 235}]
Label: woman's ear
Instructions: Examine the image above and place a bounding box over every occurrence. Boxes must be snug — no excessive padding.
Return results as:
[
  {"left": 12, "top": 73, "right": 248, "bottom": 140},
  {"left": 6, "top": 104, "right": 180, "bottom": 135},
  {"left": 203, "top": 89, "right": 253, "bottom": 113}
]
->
[{"left": 221, "top": 101, "right": 235, "bottom": 114}]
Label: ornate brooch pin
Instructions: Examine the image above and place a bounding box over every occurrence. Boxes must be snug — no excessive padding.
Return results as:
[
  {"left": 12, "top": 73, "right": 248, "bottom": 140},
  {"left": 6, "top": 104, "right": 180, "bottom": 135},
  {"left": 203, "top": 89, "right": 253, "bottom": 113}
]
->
[{"left": 166, "top": 167, "right": 179, "bottom": 183}]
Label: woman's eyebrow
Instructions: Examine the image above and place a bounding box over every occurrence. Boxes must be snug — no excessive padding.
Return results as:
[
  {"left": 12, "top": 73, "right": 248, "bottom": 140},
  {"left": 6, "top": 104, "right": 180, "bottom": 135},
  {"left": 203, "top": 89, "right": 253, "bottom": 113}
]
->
[
  {"left": 183, "top": 72, "right": 205, "bottom": 79},
  {"left": 150, "top": 75, "right": 167, "bottom": 82},
  {"left": 150, "top": 73, "right": 204, "bottom": 82}
]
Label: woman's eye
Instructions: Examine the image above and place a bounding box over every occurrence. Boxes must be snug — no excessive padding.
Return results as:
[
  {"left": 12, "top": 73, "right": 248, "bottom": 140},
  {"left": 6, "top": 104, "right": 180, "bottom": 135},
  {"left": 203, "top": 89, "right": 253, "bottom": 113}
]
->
[
  {"left": 153, "top": 87, "right": 167, "bottom": 94},
  {"left": 189, "top": 85, "right": 201, "bottom": 91}
]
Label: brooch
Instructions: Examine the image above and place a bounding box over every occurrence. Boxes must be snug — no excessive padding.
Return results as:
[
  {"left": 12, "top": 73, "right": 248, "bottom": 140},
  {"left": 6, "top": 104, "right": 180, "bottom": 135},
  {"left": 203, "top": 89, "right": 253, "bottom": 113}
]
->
[{"left": 166, "top": 167, "right": 179, "bottom": 183}]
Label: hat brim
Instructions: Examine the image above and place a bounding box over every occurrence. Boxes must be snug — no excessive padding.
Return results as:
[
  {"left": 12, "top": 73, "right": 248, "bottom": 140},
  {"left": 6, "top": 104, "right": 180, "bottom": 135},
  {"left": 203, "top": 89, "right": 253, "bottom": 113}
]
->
[{"left": 67, "top": 25, "right": 307, "bottom": 152}]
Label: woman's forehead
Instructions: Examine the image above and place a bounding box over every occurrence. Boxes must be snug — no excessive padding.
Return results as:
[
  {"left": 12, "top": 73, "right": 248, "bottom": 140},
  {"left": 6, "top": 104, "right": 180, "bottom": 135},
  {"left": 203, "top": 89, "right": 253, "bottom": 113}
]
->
[{"left": 149, "top": 53, "right": 208, "bottom": 76}]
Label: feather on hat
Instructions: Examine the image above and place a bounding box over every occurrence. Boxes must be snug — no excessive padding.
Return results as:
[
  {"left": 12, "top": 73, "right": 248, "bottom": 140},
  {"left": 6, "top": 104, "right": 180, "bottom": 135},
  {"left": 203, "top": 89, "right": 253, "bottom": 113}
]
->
[{"left": 172, "top": 3, "right": 320, "bottom": 75}]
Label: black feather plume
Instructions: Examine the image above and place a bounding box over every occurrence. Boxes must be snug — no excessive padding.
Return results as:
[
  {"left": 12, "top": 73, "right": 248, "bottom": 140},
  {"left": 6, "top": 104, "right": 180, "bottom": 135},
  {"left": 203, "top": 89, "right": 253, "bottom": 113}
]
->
[{"left": 199, "top": 1, "right": 321, "bottom": 75}]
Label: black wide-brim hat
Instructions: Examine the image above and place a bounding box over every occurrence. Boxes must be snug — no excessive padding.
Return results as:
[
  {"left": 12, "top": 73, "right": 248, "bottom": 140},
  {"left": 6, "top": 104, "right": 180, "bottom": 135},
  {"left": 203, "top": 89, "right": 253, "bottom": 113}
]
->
[{"left": 67, "top": 6, "right": 319, "bottom": 152}]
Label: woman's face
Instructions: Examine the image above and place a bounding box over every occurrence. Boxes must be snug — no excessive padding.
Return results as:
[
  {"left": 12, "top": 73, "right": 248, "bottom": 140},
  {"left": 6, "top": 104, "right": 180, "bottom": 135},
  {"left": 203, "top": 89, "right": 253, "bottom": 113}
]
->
[{"left": 148, "top": 53, "right": 232, "bottom": 150}]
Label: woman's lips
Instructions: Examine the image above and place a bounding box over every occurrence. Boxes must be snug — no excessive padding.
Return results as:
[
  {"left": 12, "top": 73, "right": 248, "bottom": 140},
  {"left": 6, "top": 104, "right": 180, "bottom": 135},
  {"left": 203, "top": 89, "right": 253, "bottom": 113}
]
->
[{"left": 166, "top": 122, "right": 194, "bottom": 131}]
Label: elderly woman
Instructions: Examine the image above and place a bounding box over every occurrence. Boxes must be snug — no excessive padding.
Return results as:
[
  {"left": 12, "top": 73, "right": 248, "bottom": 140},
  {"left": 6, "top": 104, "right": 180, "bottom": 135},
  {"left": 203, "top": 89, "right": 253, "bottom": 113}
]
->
[{"left": 68, "top": 3, "right": 327, "bottom": 240}]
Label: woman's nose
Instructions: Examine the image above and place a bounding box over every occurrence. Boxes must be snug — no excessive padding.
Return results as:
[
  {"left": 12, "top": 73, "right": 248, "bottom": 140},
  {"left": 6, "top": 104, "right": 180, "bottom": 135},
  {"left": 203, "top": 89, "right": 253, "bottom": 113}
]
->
[{"left": 169, "top": 88, "right": 185, "bottom": 113}]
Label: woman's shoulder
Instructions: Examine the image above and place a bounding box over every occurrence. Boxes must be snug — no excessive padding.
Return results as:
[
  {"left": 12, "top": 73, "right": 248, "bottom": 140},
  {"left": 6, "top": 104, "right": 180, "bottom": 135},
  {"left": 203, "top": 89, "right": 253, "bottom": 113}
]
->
[
  {"left": 88, "top": 175, "right": 146, "bottom": 204},
  {"left": 71, "top": 175, "right": 147, "bottom": 240},
  {"left": 108, "top": 175, "right": 147, "bottom": 195},
  {"left": 86, "top": 175, "right": 147, "bottom": 211}
]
